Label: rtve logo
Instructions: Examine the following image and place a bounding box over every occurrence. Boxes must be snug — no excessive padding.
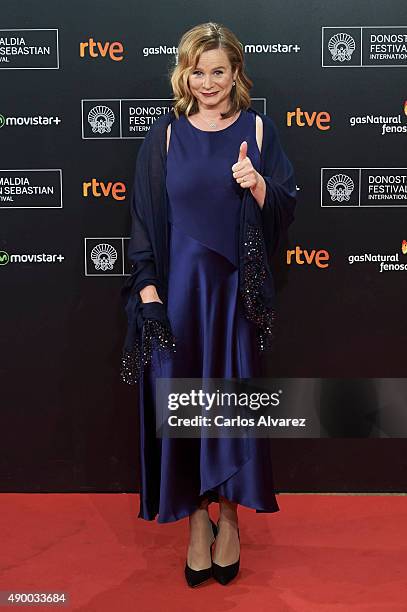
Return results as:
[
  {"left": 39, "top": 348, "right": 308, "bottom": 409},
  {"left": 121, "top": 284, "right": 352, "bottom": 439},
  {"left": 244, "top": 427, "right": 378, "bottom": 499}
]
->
[
  {"left": 82, "top": 179, "right": 126, "bottom": 201},
  {"left": 287, "top": 107, "right": 331, "bottom": 130},
  {"left": 287, "top": 246, "right": 330, "bottom": 268},
  {"left": 79, "top": 38, "right": 124, "bottom": 61}
]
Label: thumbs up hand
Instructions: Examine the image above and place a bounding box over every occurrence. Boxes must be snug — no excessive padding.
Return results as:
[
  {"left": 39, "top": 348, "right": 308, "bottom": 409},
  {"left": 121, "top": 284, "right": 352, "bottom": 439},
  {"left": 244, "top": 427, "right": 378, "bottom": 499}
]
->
[
  {"left": 232, "top": 141, "right": 266, "bottom": 208},
  {"left": 232, "top": 141, "right": 259, "bottom": 190}
]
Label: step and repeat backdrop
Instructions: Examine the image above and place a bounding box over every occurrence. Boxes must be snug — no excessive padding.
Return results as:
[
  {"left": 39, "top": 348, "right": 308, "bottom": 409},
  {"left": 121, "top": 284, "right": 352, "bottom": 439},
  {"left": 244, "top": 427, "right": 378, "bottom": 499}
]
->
[{"left": 1, "top": 1, "right": 406, "bottom": 492}]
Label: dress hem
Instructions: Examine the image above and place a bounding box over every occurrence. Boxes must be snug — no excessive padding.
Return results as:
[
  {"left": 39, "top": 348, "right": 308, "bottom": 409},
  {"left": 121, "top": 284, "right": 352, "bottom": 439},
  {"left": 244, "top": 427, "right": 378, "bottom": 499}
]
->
[{"left": 137, "top": 494, "right": 280, "bottom": 524}]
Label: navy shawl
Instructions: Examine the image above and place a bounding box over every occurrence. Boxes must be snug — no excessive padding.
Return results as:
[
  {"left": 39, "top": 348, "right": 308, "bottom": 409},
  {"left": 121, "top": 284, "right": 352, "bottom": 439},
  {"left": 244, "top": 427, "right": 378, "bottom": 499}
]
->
[{"left": 120, "top": 106, "right": 297, "bottom": 384}]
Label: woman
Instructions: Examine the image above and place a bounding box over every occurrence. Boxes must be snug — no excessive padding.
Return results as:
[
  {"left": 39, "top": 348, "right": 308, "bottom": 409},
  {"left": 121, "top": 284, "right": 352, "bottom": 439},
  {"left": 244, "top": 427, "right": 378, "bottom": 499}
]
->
[{"left": 120, "top": 22, "right": 297, "bottom": 587}]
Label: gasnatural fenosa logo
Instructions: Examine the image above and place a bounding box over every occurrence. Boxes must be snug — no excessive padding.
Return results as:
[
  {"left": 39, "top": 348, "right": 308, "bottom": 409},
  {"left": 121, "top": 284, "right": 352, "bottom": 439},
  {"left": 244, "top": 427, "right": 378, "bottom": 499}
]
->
[
  {"left": 348, "top": 241, "right": 407, "bottom": 272},
  {"left": 348, "top": 100, "right": 407, "bottom": 135}
]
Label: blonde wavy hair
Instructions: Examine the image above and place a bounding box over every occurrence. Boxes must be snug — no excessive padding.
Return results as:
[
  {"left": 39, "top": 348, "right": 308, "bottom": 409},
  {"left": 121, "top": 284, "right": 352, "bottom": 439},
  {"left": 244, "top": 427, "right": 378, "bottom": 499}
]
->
[{"left": 168, "top": 22, "right": 253, "bottom": 120}]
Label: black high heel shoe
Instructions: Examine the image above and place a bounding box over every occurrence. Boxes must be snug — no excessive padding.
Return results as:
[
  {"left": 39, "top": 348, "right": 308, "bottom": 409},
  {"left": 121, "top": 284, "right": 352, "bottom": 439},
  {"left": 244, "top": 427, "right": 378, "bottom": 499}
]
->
[
  {"left": 184, "top": 518, "right": 218, "bottom": 587},
  {"left": 212, "top": 520, "right": 240, "bottom": 585}
]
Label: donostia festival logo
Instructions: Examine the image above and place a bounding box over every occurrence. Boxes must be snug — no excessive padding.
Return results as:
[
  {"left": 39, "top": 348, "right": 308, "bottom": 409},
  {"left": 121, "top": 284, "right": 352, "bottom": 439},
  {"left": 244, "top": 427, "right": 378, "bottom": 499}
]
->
[
  {"left": 87, "top": 105, "right": 115, "bottom": 134},
  {"left": 324, "top": 26, "right": 407, "bottom": 67},
  {"left": 327, "top": 174, "right": 355, "bottom": 202},
  {"left": 328, "top": 32, "right": 356, "bottom": 62},
  {"left": 90, "top": 243, "right": 118, "bottom": 271}
]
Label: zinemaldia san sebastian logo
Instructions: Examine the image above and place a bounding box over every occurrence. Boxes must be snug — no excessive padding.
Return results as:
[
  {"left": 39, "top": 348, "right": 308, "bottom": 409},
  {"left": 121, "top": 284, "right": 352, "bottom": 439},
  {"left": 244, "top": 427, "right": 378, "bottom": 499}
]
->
[
  {"left": 348, "top": 241, "right": 407, "bottom": 273},
  {"left": 322, "top": 26, "right": 407, "bottom": 67},
  {"left": 0, "top": 29, "right": 59, "bottom": 69},
  {"left": 321, "top": 168, "right": 407, "bottom": 208},
  {"left": 81, "top": 99, "right": 173, "bottom": 139},
  {"left": 84, "top": 238, "right": 132, "bottom": 276},
  {"left": 0, "top": 170, "right": 62, "bottom": 208}
]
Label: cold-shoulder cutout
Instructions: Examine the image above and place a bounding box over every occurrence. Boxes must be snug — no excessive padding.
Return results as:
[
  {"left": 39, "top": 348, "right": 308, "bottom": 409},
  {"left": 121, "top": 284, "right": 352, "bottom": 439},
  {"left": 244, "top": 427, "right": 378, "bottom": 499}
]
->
[{"left": 255, "top": 114, "right": 263, "bottom": 154}]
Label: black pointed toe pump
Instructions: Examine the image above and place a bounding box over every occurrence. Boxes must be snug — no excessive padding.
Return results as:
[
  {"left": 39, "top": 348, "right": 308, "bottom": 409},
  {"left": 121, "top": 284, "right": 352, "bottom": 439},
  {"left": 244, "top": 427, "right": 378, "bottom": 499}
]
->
[
  {"left": 212, "top": 520, "right": 240, "bottom": 585},
  {"left": 184, "top": 518, "right": 218, "bottom": 587}
]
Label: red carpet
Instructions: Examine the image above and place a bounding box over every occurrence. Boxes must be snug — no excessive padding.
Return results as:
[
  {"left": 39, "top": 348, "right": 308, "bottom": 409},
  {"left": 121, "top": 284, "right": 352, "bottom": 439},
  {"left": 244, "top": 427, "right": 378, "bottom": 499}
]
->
[{"left": 1, "top": 493, "right": 406, "bottom": 611}]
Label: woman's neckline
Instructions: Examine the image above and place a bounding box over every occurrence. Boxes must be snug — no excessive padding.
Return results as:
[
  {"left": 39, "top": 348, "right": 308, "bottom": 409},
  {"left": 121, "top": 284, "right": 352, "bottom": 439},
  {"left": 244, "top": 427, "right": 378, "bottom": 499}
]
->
[{"left": 184, "top": 109, "right": 244, "bottom": 133}]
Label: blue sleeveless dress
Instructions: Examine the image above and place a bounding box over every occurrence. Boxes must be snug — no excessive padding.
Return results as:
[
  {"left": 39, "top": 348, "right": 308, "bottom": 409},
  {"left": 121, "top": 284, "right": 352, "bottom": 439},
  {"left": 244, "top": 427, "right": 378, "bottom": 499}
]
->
[{"left": 138, "top": 109, "right": 280, "bottom": 522}]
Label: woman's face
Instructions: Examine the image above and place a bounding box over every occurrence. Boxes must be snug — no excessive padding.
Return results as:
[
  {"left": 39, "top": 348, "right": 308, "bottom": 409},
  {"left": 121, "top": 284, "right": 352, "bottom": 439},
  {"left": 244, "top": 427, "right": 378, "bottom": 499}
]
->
[{"left": 188, "top": 48, "right": 238, "bottom": 110}]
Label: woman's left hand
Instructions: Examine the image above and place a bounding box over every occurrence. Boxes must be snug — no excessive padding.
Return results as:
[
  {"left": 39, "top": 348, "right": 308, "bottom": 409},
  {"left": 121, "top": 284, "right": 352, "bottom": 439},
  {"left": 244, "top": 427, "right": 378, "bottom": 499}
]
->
[{"left": 232, "top": 141, "right": 266, "bottom": 207}]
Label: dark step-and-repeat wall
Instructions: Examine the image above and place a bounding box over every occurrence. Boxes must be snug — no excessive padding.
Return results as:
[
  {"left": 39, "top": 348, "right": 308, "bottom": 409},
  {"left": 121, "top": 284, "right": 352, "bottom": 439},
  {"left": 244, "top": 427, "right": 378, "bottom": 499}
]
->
[{"left": 1, "top": 1, "right": 406, "bottom": 493}]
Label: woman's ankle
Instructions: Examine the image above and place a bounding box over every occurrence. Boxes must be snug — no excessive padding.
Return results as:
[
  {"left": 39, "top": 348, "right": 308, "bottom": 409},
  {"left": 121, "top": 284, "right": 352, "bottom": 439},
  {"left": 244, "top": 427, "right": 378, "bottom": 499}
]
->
[
  {"left": 218, "top": 496, "right": 238, "bottom": 527},
  {"left": 189, "top": 504, "right": 211, "bottom": 532}
]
